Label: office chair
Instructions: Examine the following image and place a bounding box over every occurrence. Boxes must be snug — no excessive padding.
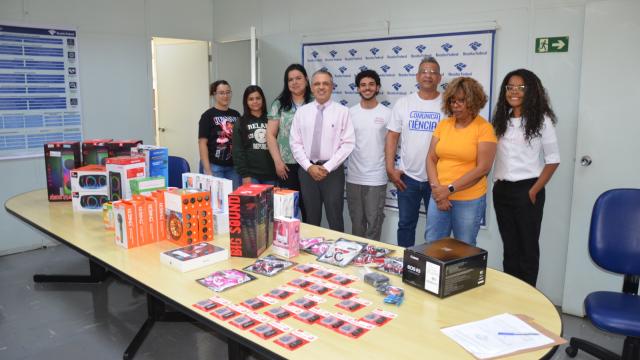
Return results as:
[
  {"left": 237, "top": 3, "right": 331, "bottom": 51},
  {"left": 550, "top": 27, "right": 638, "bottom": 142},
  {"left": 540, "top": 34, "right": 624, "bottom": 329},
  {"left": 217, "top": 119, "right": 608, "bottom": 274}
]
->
[
  {"left": 566, "top": 189, "right": 640, "bottom": 360},
  {"left": 167, "top": 156, "right": 190, "bottom": 188}
]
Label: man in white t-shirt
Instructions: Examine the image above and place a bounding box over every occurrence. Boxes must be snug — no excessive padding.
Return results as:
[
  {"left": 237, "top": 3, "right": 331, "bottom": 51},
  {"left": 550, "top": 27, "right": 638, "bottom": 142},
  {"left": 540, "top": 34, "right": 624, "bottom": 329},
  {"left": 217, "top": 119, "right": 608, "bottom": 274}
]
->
[
  {"left": 346, "top": 70, "right": 391, "bottom": 241},
  {"left": 385, "top": 56, "right": 444, "bottom": 247}
]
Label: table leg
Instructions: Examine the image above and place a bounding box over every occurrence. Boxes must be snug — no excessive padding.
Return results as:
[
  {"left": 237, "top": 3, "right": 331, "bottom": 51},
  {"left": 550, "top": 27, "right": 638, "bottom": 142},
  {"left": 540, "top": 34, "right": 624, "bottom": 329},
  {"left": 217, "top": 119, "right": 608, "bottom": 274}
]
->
[{"left": 33, "top": 259, "right": 109, "bottom": 283}]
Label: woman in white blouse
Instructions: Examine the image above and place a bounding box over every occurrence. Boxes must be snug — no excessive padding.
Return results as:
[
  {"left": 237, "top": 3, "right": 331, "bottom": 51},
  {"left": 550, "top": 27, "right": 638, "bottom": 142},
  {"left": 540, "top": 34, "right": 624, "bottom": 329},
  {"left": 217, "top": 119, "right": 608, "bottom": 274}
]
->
[{"left": 492, "top": 69, "right": 560, "bottom": 287}]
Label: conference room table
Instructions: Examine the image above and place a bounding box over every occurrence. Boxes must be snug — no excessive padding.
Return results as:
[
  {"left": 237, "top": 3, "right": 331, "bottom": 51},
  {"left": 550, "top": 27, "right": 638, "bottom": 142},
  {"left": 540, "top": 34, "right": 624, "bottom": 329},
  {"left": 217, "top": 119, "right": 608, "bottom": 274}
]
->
[{"left": 6, "top": 189, "right": 562, "bottom": 360}]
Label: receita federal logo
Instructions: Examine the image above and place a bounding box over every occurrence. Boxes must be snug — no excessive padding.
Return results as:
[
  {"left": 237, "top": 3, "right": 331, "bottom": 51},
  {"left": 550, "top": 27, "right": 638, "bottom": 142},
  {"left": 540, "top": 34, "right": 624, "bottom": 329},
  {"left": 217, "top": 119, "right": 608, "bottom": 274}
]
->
[
  {"left": 387, "top": 45, "right": 407, "bottom": 59},
  {"left": 320, "top": 66, "right": 329, "bottom": 72},
  {"left": 346, "top": 82, "right": 358, "bottom": 94},
  {"left": 440, "top": 83, "right": 449, "bottom": 91},
  {"left": 359, "top": 65, "right": 368, "bottom": 72},
  {"left": 325, "top": 49, "right": 342, "bottom": 61},
  {"left": 392, "top": 82, "right": 402, "bottom": 91},
  {"left": 339, "top": 99, "right": 349, "bottom": 106},
  {"left": 345, "top": 48, "right": 362, "bottom": 61},
  {"left": 400, "top": 64, "right": 415, "bottom": 77},
  {"left": 367, "top": 47, "right": 382, "bottom": 60},
  {"left": 381, "top": 100, "right": 391, "bottom": 107},
  {"left": 335, "top": 66, "right": 350, "bottom": 78},
  {"left": 309, "top": 50, "right": 322, "bottom": 62},
  {"left": 412, "top": 44, "right": 428, "bottom": 58},
  {"left": 380, "top": 64, "right": 391, "bottom": 73},
  {"left": 311, "top": 50, "right": 319, "bottom": 58},
  {"left": 464, "top": 41, "right": 488, "bottom": 56},
  {"left": 450, "top": 63, "right": 471, "bottom": 76},
  {"left": 329, "top": 50, "right": 338, "bottom": 58},
  {"left": 436, "top": 42, "right": 458, "bottom": 57},
  {"left": 348, "top": 83, "right": 356, "bottom": 91}
]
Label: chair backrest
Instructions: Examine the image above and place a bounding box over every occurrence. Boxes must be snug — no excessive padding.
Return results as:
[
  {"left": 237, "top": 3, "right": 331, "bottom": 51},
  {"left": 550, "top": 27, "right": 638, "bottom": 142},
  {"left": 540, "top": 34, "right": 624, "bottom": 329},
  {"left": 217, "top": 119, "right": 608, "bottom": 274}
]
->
[
  {"left": 167, "top": 156, "right": 190, "bottom": 188},
  {"left": 589, "top": 188, "right": 640, "bottom": 275}
]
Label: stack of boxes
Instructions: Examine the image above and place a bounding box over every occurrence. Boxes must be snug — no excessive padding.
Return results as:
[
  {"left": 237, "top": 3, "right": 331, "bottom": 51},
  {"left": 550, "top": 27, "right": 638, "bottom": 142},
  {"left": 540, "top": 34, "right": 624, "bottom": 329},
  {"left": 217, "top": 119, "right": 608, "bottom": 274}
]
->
[
  {"left": 272, "top": 188, "right": 300, "bottom": 258},
  {"left": 227, "top": 184, "right": 274, "bottom": 258},
  {"left": 182, "top": 173, "right": 233, "bottom": 234},
  {"left": 131, "top": 145, "right": 169, "bottom": 186},
  {"left": 105, "top": 156, "right": 146, "bottom": 201},
  {"left": 70, "top": 164, "right": 109, "bottom": 212}
]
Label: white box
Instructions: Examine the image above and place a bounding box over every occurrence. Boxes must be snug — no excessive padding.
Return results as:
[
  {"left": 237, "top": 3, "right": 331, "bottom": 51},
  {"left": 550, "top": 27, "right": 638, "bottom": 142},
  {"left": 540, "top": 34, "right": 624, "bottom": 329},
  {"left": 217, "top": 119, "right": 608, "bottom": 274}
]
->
[
  {"left": 274, "top": 189, "right": 300, "bottom": 219},
  {"left": 105, "top": 156, "right": 146, "bottom": 201},
  {"left": 213, "top": 211, "right": 229, "bottom": 234},
  {"left": 72, "top": 190, "right": 109, "bottom": 212},
  {"left": 182, "top": 173, "right": 233, "bottom": 234},
  {"left": 160, "top": 242, "right": 229, "bottom": 272}
]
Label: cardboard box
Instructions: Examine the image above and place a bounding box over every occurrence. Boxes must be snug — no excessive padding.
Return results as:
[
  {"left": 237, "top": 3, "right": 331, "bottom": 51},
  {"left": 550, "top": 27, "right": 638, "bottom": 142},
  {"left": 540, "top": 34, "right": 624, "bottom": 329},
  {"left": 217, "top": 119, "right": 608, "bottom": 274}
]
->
[
  {"left": 113, "top": 200, "right": 138, "bottom": 248},
  {"left": 164, "top": 189, "right": 212, "bottom": 246},
  {"left": 274, "top": 188, "right": 300, "bottom": 219},
  {"left": 150, "top": 190, "right": 167, "bottom": 241},
  {"left": 245, "top": 184, "right": 274, "bottom": 248},
  {"left": 107, "top": 139, "right": 143, "bottom": 158},
  {"left": 228, "top": 185, "right": 272, "bottom": 258},
  {"left": 44, "top": 141, "right": 81, "bottom": 201},
  {"left": 131, "top": 145, "right": 169, "bottom": 186},
  {"left": 272, "top": 217, "right": 300, "bottom": 258},
  {"left": 70, "top": 165, "right": 109, "bottom": 212},
  {"left": 130, "top": 176, "right": 166, "bottom": 195},
  {"left": 402, "top": 237, "right": 487, "bottom": 298},
  {"left": 182, "top": 173, "right": 233, "bottom": 234},
  {"left": 105, "top": 156, "right": 146, "bottom": 201},
  {"left": 81, "top": 139, "right": 112, "bottom": 166},
  {"left": 160, "top": 242, "right": 229, "bottom": 272}
]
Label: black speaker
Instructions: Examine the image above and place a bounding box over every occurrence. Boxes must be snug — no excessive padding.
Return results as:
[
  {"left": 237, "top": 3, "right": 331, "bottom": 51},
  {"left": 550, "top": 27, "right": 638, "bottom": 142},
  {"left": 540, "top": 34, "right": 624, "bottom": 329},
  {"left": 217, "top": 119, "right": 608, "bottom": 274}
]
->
[
  {"left": 109, "top": 171, "right": 122, "bottom": 201},
  {"left": 79, "top": 194, "right": 109, "bottom": 209},
  {"left": 78, "top": 174, "right": 107, "bottom": 189}
]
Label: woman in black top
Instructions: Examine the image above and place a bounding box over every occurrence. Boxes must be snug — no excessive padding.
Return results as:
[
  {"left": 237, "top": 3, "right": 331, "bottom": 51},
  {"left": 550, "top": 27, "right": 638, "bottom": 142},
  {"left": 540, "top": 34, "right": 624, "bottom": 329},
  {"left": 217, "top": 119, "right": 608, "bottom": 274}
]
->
[
  {"left": 232, "top": 85, "right": 277, "bottom": 185},
  {"left": 198, "top": 80, "right": 242, "bottom": 189}
]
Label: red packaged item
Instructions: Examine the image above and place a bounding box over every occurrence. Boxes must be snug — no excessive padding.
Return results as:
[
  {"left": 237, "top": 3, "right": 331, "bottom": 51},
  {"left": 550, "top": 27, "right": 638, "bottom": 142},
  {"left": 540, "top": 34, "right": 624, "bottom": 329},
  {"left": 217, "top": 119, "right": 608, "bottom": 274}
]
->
[
  {"left": 264, "top": 306, "right": 292, "bottom": 320},
  {"left": 289, "top": 297, "right": 317, "bottom": 310},
  {"left": 310, "top": 269, "right": 335, "bottom": 280},
  {"left": 210, "top": 307, "right": 240, "bottom": 320},
  {"left": 288, "top": 277, "right": 312, "bottom": 289},
  {"left": 192, "top": 299, "right": 220, "bottom": 312},
  {"left": 305, "top": 283, "right": 330, "bottom": 295},
  {"left": 335, "top": 299, "right": 364, "bottom": 312},
  {"left": 328, "top": 288, "right": 356, "bottom": 300},
  {"left": 274, "top": 334, "right": 308, "bottom": 351},
  {"left": 240, "top": 297, "right": 269, "bottom": 311},
  {"left": 360, "top": 312, "right": 393, "bottom": 326},
  {"left": 264, "top": 288, "right": 294, "bottom": 300},
  {"left": 228, "top": 185, "right": 272, "bottom": 258},
  {"left": 318, "top": 315, "right": 346, "bottom": 330},
  {"left": 229, "top": 315, "right": 260, "bottom": 330},
  {"left": 292, "top": 264, "right": 316, "bottom": 274},
  {"left": 292, "top": 310, "right": 323, "bottom": 324},
  {"left": 335, "top": 322, "right": 368, "bottom": 339},
  {"left": 250, "top": 324, "right": 282, "bottom": 340},
  {"left": 327, "top": 274, "right": 356, "bottom": 286}
]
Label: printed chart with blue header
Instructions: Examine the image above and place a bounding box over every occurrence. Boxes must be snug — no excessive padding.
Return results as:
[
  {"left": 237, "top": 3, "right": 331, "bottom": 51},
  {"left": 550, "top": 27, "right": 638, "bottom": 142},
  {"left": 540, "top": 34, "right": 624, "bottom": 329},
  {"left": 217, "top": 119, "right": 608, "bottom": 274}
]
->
[{"left": 0, "top": 24, "right": 82, "bottom": 160}]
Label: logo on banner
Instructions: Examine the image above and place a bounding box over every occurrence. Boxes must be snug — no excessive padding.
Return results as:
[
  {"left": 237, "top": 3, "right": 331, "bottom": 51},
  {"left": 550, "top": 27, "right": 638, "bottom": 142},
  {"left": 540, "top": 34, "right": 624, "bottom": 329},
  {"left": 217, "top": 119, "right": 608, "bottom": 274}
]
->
[
  {"left": 392, "top": 83, "right": 402, "bottom": 91},
  {"left": 339, "top": 99, "right": 349, "bottom": 106},
  {"left": 463, "top": 41, "right": 488, "bottom": 56},
  {"left": 412, "top": 44, "right": 428, "bottom": 58},
  {"left": 359, "top": 65, "right": 369, "bottom": 72},
  {"left": 440, "top": 83, "right": 449, "bottom": 91},
  {"left": 346, "top": 48, "right": 362, "bottom": 60},
  {"left": 346, "top": 82, "right": 358, "bottom": 94},
  {"left": 400, "top": 64, "right": 415, "bottom": 77},
  {"left": 348, "top": 83, "right": 357, "bottom": 91},
  {"left": 381, "top": 100, "right": 391, "bottom": 107},
  {"left": 387, "top": 45, "right": 407, "bottom": 59},
  {"left": 320, "top": 66, "right": 329, "bottom": 72},
  {"left": 437, "top": 42, "right": 458, "bottom": 57},
  {"left": 367, "top": 47, "right": 383, "bottom": 60},
  {"left": 408, "top": 112, "right": 440, "bottom": 132},
  {"left": 309, "top": 50, "right": 322, "bottom": 62},
  {"left": 380, "top": 64, "right": 391, "bottom": 73},
  {"left": 449, "top": 63, "right": 472, "bottom": 76},
  {"left": 336, "top": 66, "right": 350, "bottom": 78},
  {"left": 325, "top": 49, "right": 342, "bottom": 61},
  {"left": 329, "top": 50, "right": 338, "bottom": 57}
]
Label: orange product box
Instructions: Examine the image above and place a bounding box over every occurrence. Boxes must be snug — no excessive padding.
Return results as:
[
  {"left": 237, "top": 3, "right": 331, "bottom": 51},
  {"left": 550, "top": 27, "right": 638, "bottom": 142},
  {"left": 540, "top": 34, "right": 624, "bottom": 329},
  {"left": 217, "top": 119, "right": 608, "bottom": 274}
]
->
[
  {"left": 164, "top": 189, "right": 210, "bottom": 246},
  {"left": 133, "top": 195, "right": 159, "bottom": 243},
  {"left": 113, "top": 200, "right": 138, "bottom": 249},
  {"left": 151, "top": 190, "right": 167, "bottom": 241}
]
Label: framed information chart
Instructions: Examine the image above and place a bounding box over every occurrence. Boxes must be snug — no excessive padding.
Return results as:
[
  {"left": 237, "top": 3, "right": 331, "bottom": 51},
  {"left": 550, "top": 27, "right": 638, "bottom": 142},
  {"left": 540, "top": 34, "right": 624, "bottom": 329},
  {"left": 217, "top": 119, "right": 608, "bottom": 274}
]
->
[{"left": 0, "top": 24, "right": 82, "bottom": 160}]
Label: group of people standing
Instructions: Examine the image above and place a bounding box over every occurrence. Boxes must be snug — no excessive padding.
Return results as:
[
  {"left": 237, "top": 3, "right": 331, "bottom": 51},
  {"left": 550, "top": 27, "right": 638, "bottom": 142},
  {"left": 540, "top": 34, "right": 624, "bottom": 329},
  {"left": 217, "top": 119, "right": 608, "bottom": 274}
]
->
[{"left": 197, "top": 57, "right": 559, "bottom": 287}]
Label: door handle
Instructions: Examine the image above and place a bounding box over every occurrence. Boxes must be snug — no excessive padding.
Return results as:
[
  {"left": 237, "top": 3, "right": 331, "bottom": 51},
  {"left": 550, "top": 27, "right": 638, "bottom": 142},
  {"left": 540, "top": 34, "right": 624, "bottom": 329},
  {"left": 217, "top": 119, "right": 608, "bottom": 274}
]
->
[{"left": 580, "top": 155, "right": 592, "bottom": 167}]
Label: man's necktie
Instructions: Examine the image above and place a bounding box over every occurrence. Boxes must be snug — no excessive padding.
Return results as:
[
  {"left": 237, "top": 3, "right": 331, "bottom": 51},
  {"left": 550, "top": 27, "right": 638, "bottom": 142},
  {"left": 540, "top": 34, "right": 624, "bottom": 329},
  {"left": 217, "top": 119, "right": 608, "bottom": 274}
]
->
[{"left": 309, "top": 104, "right": 325, "bottom": 162}]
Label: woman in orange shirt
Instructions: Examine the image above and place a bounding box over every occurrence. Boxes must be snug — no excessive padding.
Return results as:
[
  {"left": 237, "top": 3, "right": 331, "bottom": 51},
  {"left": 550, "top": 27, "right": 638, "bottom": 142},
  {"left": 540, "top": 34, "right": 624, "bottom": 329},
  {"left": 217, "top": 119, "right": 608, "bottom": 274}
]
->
[{"left": 425, "top": 77, "right": 497, "bottom": 246}]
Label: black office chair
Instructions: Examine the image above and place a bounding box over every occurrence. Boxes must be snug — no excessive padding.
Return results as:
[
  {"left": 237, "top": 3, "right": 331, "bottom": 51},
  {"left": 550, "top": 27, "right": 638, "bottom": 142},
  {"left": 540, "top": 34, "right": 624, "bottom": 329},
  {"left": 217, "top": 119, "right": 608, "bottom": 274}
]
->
[
  {"left": 566, "top": 189, "right": 640, "bottom": 360},
  {"left": 167, "top": 156, "right": 190, "bottom": 188}
]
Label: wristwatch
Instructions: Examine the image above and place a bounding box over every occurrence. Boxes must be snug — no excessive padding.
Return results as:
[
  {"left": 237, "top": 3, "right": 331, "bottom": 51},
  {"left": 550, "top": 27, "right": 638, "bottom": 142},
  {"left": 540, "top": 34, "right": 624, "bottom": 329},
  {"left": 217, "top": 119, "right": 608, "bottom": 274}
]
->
[{"left": 447, "top": 184, "right": 455, "bottom": 193}]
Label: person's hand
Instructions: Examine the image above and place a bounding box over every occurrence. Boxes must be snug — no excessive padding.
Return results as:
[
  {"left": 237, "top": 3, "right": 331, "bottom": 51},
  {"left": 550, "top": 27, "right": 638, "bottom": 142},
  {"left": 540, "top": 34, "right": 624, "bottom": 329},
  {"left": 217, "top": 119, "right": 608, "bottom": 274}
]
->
[
  {"left": 308, "top": 165, "right": 328, "bottom": 181},
  {"left": 274, "top": 160, "right": 289, "bottom": 180},
  {"left": 436, "top": 198, "right": 452, "bottom": 211},
  {"left": 387, "top": 168, "right": 406, "bottom": 191},
  {"left": 203, "top": 168, "right": 213, "bottom": 176},
  {"left": 242, "top": 177, "right": 252, "bottom": 185},
  {"left": 431, "top": 183, "right": 450, "bottom": 202},
  {"left": 529, "top": 187, "right": 539, "bottom": 205}
]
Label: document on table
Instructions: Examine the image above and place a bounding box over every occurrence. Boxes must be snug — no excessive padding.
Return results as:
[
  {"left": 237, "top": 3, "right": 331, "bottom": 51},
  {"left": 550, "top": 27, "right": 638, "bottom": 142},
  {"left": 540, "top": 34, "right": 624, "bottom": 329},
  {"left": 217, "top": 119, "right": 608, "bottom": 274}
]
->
[{"left": 441, "top": 313, "right": 554, "bottom": 359}]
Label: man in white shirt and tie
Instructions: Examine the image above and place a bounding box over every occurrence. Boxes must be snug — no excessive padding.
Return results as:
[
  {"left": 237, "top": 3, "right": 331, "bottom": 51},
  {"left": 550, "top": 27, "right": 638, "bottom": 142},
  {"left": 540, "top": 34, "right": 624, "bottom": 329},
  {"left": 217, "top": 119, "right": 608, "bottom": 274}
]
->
[{"left": 290, "top": 69, "right": 355, "bottom": 231}]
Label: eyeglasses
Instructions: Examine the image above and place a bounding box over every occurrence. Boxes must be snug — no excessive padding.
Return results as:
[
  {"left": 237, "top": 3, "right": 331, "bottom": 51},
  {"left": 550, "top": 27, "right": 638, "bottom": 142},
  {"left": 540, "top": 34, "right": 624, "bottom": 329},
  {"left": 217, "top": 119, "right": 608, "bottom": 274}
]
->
[
  {"left": 448, "top": 98, "right": 466, "bottom": 106},
  {"left": 505, "top": 85, "right": 525, "bottom": 93},
  {"left": 215, "top": 91, "right": 232, "bottom": 96},
  {"left": 419, "top": 69, "right": 440, "bottom": 75}
]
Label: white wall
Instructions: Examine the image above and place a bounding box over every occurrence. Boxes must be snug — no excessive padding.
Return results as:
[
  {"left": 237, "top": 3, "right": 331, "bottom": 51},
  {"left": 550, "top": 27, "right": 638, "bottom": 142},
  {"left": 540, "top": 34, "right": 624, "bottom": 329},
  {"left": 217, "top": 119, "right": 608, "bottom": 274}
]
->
[
  {"left": 0, "top": 0, "right": 214, "bottom": 254},
  {"left": 212, "top": 0, "right": 587, "bottom": 305}
]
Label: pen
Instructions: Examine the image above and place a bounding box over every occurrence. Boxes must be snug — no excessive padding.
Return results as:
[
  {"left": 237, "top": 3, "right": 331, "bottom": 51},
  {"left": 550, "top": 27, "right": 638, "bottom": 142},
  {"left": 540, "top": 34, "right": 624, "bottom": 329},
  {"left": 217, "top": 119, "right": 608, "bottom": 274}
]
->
[{"left": 498, "top": 332, "right": 540, "bottom": 336}]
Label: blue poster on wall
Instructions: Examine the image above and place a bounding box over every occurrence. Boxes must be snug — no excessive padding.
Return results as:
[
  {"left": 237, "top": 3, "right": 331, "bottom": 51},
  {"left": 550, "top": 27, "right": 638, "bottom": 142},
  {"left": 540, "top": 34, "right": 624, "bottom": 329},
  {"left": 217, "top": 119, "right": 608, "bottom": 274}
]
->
[
  {"left": 0, "top": 24, "right": 83, "bottom": 160},
  {"left": 303, "top": 30, "right": 495, "bottom": 218}
]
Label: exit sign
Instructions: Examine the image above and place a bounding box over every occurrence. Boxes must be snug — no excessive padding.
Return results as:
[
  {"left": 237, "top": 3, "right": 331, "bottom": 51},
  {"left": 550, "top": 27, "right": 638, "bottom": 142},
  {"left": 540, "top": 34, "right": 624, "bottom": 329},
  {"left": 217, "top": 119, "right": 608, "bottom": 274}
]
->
[{"left": 536, "top": 36, "right": 569, "bottom": 53}]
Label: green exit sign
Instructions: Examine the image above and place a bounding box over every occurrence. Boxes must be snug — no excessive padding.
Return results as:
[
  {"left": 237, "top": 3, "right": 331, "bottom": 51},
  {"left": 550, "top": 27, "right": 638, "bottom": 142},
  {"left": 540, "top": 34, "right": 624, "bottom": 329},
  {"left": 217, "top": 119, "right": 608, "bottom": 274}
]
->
[{"left": 536, "top": 36, "right": 569, "bottom": 53}]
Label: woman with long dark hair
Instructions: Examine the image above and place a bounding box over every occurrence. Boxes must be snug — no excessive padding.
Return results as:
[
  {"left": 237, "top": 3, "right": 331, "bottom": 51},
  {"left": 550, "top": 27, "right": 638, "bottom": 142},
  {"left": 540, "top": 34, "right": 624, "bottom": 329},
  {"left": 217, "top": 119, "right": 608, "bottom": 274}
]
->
[
  {"left": 266, "top": 64, "right": 312, "bottom": 218},
  {"left": 232, "top": 85, "right": 276, "bottom": 185},
  {"left": 198, "top": 80, "right": 242, "bottom": 189},
  {"left": 492, "top": 69, "right": 560, "bottom": 287}
]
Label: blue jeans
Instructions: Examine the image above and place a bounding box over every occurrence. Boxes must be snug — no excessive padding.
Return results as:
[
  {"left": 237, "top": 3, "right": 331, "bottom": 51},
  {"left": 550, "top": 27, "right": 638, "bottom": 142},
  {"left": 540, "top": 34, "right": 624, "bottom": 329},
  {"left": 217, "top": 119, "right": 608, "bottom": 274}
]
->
[
  {"left": 397, "top": 174, "right": 431, "bottom": 248},
  {"left": 425, "top": 195, "right": 486, "bottom": 246},
  {"left": 200, "top": 162, "right": 241, "bottom": 190}
]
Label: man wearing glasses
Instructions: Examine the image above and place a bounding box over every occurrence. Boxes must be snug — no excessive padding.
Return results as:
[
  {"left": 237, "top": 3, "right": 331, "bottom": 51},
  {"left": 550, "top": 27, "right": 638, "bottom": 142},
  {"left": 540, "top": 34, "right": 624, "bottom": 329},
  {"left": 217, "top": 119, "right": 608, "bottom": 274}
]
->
[
  {"left": 385, "top": 56, "right": 444, "bottom": 247},
  {"left": 290, "top": 69, "right": 355, "bottom": 231}
]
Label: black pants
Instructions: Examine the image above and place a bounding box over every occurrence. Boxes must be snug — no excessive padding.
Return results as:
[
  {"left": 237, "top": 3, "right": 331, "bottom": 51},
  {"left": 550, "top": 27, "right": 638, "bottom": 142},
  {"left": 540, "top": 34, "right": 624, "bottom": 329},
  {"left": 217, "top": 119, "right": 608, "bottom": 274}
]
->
[
  {"left": 298, "top": 165, "right": 345, "bottom": 231},
  {"left": 493, "top": 178, "right": 545, "bottom": 287},
  {"left": 278, "top": 163, "right": 306, "bottom": 222}
]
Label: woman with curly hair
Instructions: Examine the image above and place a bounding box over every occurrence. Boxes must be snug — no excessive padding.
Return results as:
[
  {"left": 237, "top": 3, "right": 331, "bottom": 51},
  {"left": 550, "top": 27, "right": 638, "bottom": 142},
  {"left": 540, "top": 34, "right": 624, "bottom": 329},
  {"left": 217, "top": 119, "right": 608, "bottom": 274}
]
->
[
  {"left": 425, "top": 77, "right": 497, "bottom": 246},
  {"left": 492, "top": 69, "right": 560, "bottom": 287}
]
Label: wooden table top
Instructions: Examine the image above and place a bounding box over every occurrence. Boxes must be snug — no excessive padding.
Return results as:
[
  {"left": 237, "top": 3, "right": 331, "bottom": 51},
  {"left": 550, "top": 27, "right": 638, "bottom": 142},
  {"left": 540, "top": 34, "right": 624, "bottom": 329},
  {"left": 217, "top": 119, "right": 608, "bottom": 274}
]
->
[{"left": 6, "top": 189, "right": 562, "bottom": 359}]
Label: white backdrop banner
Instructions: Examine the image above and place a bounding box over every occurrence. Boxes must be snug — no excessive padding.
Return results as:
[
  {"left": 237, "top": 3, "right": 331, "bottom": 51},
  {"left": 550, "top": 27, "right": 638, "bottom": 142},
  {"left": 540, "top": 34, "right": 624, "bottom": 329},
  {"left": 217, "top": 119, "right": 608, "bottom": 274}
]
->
[{"left": 303, "top": 30, "right": 495, "bottom": 213}]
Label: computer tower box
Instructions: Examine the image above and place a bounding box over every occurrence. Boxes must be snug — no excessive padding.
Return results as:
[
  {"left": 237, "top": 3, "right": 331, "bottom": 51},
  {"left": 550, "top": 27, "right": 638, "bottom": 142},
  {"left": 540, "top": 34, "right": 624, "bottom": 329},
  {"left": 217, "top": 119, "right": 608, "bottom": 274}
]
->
[
  {"left": 228, "top": 186, "right": 271, "bottom": 258},
  {"left": 402, "top": 237, "right": 487, "bottom": 298},
  {"left": 105, "top": 156, "right": 146, "bottom": 201},
  {"left": 44, "top": 141, "right": 81, "bottom": 201},
  {"left": 107, "top": 139, "right": 143, "bottom": 158},
  {"left": 81, "top": 139, "right": 112, "bottom": 166}
]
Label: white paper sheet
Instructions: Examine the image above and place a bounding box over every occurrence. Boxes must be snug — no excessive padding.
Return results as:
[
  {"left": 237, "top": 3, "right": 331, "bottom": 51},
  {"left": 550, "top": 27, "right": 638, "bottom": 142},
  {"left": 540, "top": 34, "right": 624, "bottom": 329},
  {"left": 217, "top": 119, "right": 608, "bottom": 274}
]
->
[{"left": 441, "top": 313, "right": 554, "bottom": 359}]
